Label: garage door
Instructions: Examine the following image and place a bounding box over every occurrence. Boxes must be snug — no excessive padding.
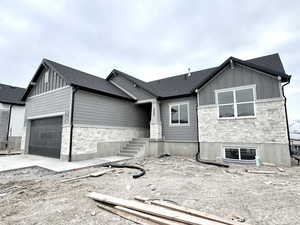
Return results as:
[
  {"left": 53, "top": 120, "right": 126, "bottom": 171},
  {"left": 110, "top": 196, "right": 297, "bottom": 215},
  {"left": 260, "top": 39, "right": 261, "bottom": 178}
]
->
[{"left": 29, "top": 116, "right": 62, "bottom": 158}]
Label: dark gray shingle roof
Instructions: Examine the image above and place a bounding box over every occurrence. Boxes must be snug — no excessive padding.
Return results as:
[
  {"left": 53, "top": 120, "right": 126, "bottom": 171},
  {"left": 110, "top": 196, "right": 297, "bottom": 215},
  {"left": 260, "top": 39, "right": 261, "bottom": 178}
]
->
[
  {"left": 43, "top": 59, "right": 132, "bottom": 100},
  {"left": 0, "top": 83, "right": 26, "bottom": 105},
  {"left": 146, "top": 53, "right": 290, "bottom": 98}
]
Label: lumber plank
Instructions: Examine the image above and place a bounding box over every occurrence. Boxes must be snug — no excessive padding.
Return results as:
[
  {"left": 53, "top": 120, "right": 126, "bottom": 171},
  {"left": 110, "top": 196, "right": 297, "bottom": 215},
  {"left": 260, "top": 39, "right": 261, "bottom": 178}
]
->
[
  {"left": 116, "top": 206, "right": 186, "bottom": 225},
  {"left": 61, "top": 169, "right": 114, "bottom": 183},
  {"left": 245, "top": 170, "right": 276, "bottom": 174},
  {"left": 97, "top": 203, "right": 158, "bottom": 225},
  {"left": 87, "top": 192, "right": 224, "bottom": 225},
  {"left": 134, "top": 197, "right": 249, "bottom": 225},
  {"left": 150, "top": 200, "right": 250, "bottom": 225}
]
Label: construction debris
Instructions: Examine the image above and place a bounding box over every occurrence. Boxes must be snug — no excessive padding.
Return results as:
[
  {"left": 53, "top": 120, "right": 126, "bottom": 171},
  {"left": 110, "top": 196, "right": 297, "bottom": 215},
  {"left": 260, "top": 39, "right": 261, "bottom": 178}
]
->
[
  {"left": 87, "top": 192, "right": 251, "bottom": 225},
  {"left": 262, "top": 162, "right": 276, "bottom": 167},
  {"left": 97, "top": 203, "right": 158, "bottom": 225},
  {"left": 61, "top": 169, "right": 115, "bottom": 183},
  {"left": 277, "top": 167, "right": 285, "bottom": 172},
  {"left": 245, "top": 169, "right": 276, "bottom": 174}
]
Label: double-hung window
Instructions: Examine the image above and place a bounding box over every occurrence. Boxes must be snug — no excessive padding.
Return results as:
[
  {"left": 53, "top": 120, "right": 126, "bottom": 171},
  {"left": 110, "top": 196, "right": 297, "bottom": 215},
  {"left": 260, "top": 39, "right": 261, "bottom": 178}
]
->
[
  {"left": 216, "top": 85, "right": 256, "bottom": 118},
  {"left": 169, "top": 102, "right": 189, "bottom": 126}
]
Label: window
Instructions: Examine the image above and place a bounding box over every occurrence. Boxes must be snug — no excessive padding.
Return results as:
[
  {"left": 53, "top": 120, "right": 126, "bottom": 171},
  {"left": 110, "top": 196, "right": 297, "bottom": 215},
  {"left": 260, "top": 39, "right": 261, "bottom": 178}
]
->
[
  {"left": 216, "top": 85, "right": 255, "bottom": 118},
  {"left": 224, "top": 147, "right": 256, "bottom": 161},
  {"left": 169, "top": 102, "right": 189, "bottom": 126}
]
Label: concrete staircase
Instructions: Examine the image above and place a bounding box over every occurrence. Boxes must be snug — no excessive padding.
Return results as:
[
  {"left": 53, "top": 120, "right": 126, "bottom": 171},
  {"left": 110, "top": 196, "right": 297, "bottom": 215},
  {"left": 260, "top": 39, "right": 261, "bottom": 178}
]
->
[{"left": 118, "top": 138, "right": 149, "bottom": 158}]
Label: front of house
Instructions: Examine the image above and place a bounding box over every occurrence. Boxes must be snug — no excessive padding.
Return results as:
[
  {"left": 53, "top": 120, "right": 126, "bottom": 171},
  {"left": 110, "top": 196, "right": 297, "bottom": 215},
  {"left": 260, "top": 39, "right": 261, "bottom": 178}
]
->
[{"left": 20, "top": 53, "right": 291, "bottom": 166}]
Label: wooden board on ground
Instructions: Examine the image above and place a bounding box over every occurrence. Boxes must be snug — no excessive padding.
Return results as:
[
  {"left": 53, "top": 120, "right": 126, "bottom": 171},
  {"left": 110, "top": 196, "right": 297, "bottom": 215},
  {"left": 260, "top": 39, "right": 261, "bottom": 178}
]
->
[
  {"left": 62, "top": 169, "right": 114, "bottom": 182},
  {"left": 97, "top": 203, "right": 158, "bottom": 225},
  {"left": 245, "top": 169, "right": 276, "bottom": 174},
  {"left": 87, "top": 192, "right": 231, "bottom": 225},
  {"left": 134, "top": 196, "right": 249, "bottom": 225},
  {"left": 116, "top": 206, "right": 186, "bottom": 225}
]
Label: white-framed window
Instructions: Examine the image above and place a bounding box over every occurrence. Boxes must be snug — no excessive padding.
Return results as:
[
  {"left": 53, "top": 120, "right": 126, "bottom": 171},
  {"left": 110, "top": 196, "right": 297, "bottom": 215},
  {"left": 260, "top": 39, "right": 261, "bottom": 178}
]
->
[
  {"left": 215, "top": 85, "right": 256, "bottom": 119},
  {"left": 224, "top": 147, "right": 256, "bottom": 161},
  {"left": 169, "top": 102, "right": 189, "bottom": 126}
]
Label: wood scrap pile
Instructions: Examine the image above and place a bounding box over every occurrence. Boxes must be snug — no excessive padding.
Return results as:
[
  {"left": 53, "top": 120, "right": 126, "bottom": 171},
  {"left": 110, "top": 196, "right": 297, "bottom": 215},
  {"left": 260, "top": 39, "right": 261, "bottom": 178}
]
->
[{"left": 87, "top": 192, "right": 251, "bottom": 225}]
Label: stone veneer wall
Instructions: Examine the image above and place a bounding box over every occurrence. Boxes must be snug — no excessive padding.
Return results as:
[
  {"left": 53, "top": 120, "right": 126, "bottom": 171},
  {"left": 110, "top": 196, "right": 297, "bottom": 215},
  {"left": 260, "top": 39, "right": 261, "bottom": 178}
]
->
[
  {"left": 61, "top": 125, "right": 149, "bottom": 161},
  {"left": 198, "top": 98, "right": 288, "bottom": 144},
  {"left": 198, "top": 98, "right": 290, "bottom": 166}
]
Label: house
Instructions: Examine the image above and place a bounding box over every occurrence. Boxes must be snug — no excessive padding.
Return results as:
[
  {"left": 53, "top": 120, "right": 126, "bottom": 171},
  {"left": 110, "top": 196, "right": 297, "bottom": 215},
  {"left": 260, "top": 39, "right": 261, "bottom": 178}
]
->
[
  {"left": 20, "top": 53, "right": 292, "bottom": 166},
  {"left": 0, "top": 83, "right": 26, "bottom": 151}
]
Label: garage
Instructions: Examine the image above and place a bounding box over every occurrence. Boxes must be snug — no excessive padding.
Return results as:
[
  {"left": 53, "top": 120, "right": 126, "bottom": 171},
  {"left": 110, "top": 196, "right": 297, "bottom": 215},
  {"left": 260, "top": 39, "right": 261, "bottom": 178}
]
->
[{"left": 28, "top": 116, "right": 62, "bottom": 158}]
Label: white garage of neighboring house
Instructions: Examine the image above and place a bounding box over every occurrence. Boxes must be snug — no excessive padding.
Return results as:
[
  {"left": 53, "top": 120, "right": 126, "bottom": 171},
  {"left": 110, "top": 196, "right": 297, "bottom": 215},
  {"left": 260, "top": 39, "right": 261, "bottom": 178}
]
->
[{"left": 0, "top": 83, "right": 26, "bottom": 152}]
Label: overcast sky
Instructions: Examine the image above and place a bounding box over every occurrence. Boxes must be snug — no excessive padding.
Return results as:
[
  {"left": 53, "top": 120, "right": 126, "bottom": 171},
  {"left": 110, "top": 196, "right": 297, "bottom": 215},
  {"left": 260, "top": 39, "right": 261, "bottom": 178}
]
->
[{"left": 0, "top": 0, "right": 299, "bottom": 121}]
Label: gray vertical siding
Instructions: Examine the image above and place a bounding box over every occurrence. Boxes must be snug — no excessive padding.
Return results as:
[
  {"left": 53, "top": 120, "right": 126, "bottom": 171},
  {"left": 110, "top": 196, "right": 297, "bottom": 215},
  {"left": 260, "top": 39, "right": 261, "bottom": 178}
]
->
[
  {"left": 29, "top": 67, "right": 67, "bottom": 97},
  {"left": 0, "top": 109, "right": 9, "bottom": 139},
  {"left": 110, "top": 75, "right": 154, "bottom": 100},
  {"left": 160, "top": 96, "right": 198, "bottom": 141},
  {"left": 26, "top": 86, "right": 71, "bottom": 124},
  {"left": 73, "top": 90, "right": 150, "bottom": 128},
  {"left": 198, "top": 64, "right": 281, "bottom": 105}
]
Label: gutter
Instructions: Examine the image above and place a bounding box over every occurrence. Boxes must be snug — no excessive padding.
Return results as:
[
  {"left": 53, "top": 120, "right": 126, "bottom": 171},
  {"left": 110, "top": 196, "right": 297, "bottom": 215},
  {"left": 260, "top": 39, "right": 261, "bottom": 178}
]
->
[
  {"left": 68, "top": 86, "right": 79, "bottom": 162},
  {"left": 5, "top": 105, "right": 13, "bottom": 149},
  {"left": 281, "top": 80, "right": 292, "bottom": 156}
]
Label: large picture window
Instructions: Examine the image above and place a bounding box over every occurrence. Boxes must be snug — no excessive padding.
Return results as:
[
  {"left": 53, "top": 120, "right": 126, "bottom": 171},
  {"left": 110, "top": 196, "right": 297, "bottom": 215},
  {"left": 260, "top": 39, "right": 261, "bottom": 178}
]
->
[
  {"left": 216, "top": 85, "right": 255, "bottom": 118},
  {"left": 224, "top": 147, "right": 256, "bottom": 161},
  {"left": 169, "top": 102, "right": 189, "bottom": 126}
]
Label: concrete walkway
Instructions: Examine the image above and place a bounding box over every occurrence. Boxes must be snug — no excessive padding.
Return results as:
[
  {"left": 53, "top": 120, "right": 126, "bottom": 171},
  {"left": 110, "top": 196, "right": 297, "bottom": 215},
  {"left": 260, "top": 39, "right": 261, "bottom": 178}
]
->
[{"left": 0, "top": 154, "right": 131, "bottom": 173}]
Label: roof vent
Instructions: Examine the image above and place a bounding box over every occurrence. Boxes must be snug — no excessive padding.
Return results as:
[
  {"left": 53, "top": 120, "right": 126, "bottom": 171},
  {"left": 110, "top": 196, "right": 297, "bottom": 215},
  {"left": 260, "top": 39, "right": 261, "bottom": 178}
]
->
[{"left": 187, "top": 68, "right": 191, "bottom": 77}]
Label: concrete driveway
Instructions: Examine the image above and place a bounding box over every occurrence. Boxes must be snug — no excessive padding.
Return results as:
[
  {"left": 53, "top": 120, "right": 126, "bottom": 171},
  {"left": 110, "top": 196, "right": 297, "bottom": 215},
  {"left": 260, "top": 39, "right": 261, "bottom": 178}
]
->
[{"left": 0, "top": 154, "right": 131, "bottom": 173}]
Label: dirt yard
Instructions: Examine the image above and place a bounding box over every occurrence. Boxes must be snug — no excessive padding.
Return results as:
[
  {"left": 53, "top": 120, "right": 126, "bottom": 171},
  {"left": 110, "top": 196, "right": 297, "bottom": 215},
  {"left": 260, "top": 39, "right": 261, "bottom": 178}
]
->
[{"left": 1, "top": 156, "right": 300, "bottom": 225}]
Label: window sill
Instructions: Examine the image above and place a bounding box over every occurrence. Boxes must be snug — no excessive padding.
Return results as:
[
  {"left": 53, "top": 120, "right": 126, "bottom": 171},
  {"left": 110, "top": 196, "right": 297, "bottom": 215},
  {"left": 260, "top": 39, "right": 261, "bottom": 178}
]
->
[
  {"left": 169, "top": 124, "right": 190, "bottom": 127},
  {"left": 223, "top": 158, "right": 255, "bottom": 164},
  {"left": 218, "top": 116, "right": 256, "bottom": 120}
]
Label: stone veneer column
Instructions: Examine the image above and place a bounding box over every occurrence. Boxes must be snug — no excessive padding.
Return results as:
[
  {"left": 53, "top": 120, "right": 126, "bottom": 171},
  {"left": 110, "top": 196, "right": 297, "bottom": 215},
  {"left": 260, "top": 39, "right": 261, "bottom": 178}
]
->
[{"left": 150, "top": 100, "right": 162, "bottom": 140}]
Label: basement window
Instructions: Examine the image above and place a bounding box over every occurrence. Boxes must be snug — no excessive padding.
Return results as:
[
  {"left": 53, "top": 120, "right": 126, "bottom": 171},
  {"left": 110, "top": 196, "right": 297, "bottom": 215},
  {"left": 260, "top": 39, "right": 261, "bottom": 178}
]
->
[
  {"left": 224, "top": 147, "right": 256, "bottom": 161},
  {"left": 216, "top": 85, "right": 256, "bottom": 119},
  {"left": 169, "top": 102, "right": 189, "bottom": 126}
]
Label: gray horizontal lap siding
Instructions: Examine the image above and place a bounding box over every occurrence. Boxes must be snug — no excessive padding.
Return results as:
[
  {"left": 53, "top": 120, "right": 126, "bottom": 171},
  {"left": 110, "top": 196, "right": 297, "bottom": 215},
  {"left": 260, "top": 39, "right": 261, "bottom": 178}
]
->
[
  {"left": 73, "top": 90, "right": 149, "bottom": 128},
  {"left": 111, "top": 75, "right": 154, "bottom": 100},
  {"left": 198, "top": 64, "right": 281, "bottom": 105},
  {"left": 29, "top": 67, "right": 67, "bottom": 97},
  {"left": 160, "top": 96, "right": 198, "bottom": 141},
  {"left": 25, "top": 87, "right": 71, "bottom": 124}
]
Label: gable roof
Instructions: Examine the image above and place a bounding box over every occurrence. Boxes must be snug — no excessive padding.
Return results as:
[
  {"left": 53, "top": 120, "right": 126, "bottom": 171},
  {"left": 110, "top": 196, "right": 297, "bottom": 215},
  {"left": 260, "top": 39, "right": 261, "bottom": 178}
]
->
[
  {"left": 145, "top": 53, "right": 291, "bottom": 99},
  {"left": 0, "top": 83, "right": 26, "bottom": 105},
  {"left": 23, "top": 59, "right": 133, "bottom": 101}
]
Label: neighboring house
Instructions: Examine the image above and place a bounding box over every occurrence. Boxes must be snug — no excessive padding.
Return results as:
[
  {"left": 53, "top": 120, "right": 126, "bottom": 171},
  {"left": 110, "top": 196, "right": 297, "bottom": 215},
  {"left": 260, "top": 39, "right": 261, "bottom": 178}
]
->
[
  {"left": 0, "top": 83, "right": 26, "bottom": 151},
  {"left": 21, "top": 53, "right": 291, "bottom": 166}
]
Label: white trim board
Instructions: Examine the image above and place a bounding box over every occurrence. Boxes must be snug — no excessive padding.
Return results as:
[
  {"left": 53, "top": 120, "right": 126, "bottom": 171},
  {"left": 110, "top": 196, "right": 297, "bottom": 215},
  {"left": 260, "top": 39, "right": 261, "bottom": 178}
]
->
[
  {"left": 109, "top": 80, "right": 137, "bottom": 100},
  {"left": 27, "top": 112, "right": 65, "bottom": 120},
  {"left": 27, "top": 86, "right": 71, "bottom": 99}
]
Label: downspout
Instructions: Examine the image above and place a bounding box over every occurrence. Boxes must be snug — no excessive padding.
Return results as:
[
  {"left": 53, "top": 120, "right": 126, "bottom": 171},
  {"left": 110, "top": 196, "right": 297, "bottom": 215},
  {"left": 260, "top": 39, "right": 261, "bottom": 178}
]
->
[
  {"left": 195, "top": 89, "right": 229, "bottom": 168},
  {"left": 68, "top": 86, "right": 78, "bottom": 162},
  {"left": 281, "top": 79, "right": 292, "bottom": 156},
  {"left": 5, "top": 105, "right": 13, "bottom": 149}
]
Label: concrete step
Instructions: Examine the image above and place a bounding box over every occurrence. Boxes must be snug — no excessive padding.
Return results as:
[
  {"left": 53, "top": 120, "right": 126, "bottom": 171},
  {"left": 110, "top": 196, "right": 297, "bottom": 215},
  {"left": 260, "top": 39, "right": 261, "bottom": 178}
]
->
[
  {"left": 121, "top": 150, "right": 138, "bottom": 155},
  {"left": 123, "top": 146, "right": 140, "bottom": 151},
  {"left": 132, "top": 138, "right": 149, "bottom": 141},
  {"left": 127, "top": 143, "right": 144, "bottom": 147},
  {"left": 118, "top": 153, "right": 135, "bottom": 157},
  {"left": 120, "top": 149, "right": 138, "bottom": 154}
]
